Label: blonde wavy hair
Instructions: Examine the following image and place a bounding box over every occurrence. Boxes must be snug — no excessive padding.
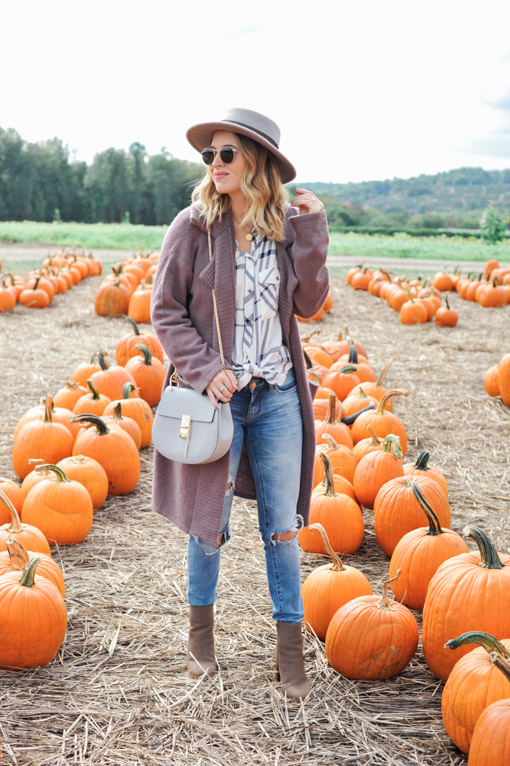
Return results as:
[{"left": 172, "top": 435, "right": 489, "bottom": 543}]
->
[{"left": 191, "top": 134, "right": 289, "bottom": 241}]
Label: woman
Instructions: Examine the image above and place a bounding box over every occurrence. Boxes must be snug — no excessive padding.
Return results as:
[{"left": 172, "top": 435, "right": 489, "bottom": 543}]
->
[{"left": 151, "top": 108, "right": 329, "bottom": 699}]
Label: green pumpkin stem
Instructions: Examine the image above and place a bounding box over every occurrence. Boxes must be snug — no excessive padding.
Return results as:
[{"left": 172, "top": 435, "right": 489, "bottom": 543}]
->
[
  {"left": 318, "top": 452, "right": 336, "bottom": 497},
  {"left": 382, "top": 434, "right": 403, "bottom": 459},
  {"left": 462, "top": 526, "right": 505, "bottom": 569},
  {"left": 445, "top": 631, "right": 510, "bottom": 658},
  {"left": 19, "top": 555, "right": 42, "bottom": 587},
  {"left": 34, "top": 464, "right": 70, "bottom": 483},
  {"left": 86, "top": 379, "right": 102, "bottom": 400},
  {"left": 410, "top": 481, "right": 443, "bottom": 535},
  {"left": 123, "top": 382, "right": 137, "bottom": 399},
  {"left": 413, "top": 451, "right": 431, "bottom": 471},
  {"left": 341, "top": 402, "right": 375, "bottom": 426},
  {"left": 348, "top": 341, "right": 358, "bottom": 364},
  {"left": 127, "top": 317, "right": 141, "bottom": 335},
  {"left": 309, "top": 523, "right": 345, "bottom": 571},
  {"left": 134, "top": 343, "right": 152, "bottom": 365},
  {"left": 339, "top": 365, "right": 358, "bottom": 375},
  {"left": 70, "top": 413, "right": 110, "bottom": 435},
  {"left": 98, "top": 351, "right": 110, "bottom": 371}
]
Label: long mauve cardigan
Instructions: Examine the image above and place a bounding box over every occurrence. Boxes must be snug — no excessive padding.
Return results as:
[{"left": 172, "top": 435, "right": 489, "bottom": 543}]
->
[{"left": 150, "top": 203, "right": 329, "bottom": 546}]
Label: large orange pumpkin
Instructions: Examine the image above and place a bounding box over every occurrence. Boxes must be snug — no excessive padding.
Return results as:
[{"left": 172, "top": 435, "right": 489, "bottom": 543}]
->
[
  {"left": 352, "top": 434, "right": 404, "bottom": 510},
  {"left": 468, "top": 653, "right": 510, "bottom": 765},
  {"left": 0, "top": 555, "right": 67, "bottom": 669},
  {"left": 442, "top": 632, "right": 510, "bottom": 755},
  {"left": 422, "top": 526, "right": 510, "bottom": 681},
  {"left": 0, "top": 537, "right": 65, "bottom": 596},
  {"left": 325, "top": 571, "right": 419, "bottom": 680},
  {"left": 21, "top": 464, "right": 94, "bottom": 545},
  {"left": 388, "top": 481, "right": 467, "bottom": 609}
]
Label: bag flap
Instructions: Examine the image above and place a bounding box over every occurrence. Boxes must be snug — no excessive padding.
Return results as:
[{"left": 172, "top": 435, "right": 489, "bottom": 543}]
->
[{"left": 157, "top": 387, "right": 216, "bottom": 423}]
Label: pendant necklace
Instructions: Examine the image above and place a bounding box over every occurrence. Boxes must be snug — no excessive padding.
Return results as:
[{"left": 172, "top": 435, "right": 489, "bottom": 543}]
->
[{"left": 234, "top": 216, "right": 253, "bottom": 241}]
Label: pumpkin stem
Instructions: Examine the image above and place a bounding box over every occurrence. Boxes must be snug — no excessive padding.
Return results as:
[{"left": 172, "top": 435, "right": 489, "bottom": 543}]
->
[
  {"left": 339, "top": 365, "right": 358, "bottom": 375},
  {"left": 303, "top": 348, "right": 313, "bottom": 370},
  {"left": 445, "top": 631, "right": 510, "bottom": 658},
  {"left": 348, "top": 342, "right": 358, "bottom": 364},
  {"left": 98, "top": 351, "right": 110, "bottom": 371},
  {"left": 308, "top": 370, "right": 321, "bottom": 384},
  {"left": 134, "top": 343, "right": 152, "bottom": 365},
  {"left": 367, "top": 426, "right": 383, "bottom": 445},
  {"left": 376, "top": 570, "right": 401, "bottom": 610},
  {"left": 376, "top": 389, "right": 409, "bottom": 415},
  {"left": 318, "top": 452, "right": 337, "bottom": 497},
  {"left": 70, "top": 413, "right": 110, "bottom": 435},
  {"left": 43, "top": 396, "right": 54, "bottom": 423},
  {"left": 126, "top": 317, "right": 141, "bottom": 335},
  {"left": 444, "top": 293, "right": 451, "bottom": 311},
  {"left": 321, "top": 434, "right": 340, "bottom": 450},
  {"left": 6, "top": 536, "right": 30, "bottom": 571},
  {"left": 462, "top": 526, "right": 505, "bottom": 570},
  {"left": 19, "top": 555, "right": 43, "bottom": 587},
  {"left": 122, "top": 381, "right": 137, "bottom": 399},
  {"left": 381, "top": 434, "right": 403, "bottom": 459},
  {"left": 308, "top": 523, "right": 345, "bottom": 571},
  {"left": 413, "top": 451, "right": 432, "bottom": 471},
  {"left": 341, "top": 401, "right": 375, "bottom": 425},
  {"left": 410, "top": 481, "right": 443, "bottom": 536},
  {"left": 324, "top": 392, "right": 338, "bottom": 425},
  {"left": 489, "top": 652, "right": 510, "bottom": 682},
  {"left": 0, "top": 488, "right": 25, "bottom": 533},
  {"left": 34, "top": 464, "right": 70, "bottom": 483},
  {"left": 336, "top": 329, "right": 343, "bottom": 342},
  {"left": 86, "top": 378, "right": 102, "bottom": 400}
]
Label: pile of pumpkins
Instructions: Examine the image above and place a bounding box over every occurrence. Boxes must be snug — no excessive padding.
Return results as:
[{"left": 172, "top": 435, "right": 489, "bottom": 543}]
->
[
  {"left": 484, "top": 352, "right": 510, "bottom": 408},
  {"left": 0, "top": 318, "right": 166, "bottom": 670},
  {"left": 5, "top": 318, "right": 164, "bottom": 544},
  {"left": 0, "top": 247, "right": 102, "bottom": 312},
  {"left": 94, "top": 250, "right": 158, "bottom": 323},
  {"left": 347, "top": 258, "right": 510, "bottom": 326},
  {"left": 299, "top": 329, "right": 510, "bottom": 762},
  {"left": 347, "top": 265, "right": 459, "bottom": 326}
]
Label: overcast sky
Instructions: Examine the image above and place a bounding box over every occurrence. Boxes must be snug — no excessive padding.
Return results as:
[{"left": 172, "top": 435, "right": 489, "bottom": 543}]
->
[{"left": 3, "top": 0, "right": 510, "bottom": 184}]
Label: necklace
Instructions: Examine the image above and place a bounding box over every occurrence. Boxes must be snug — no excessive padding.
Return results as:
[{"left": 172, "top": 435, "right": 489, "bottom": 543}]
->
[{"left": 233, "top": 216, "right": 253, "bottom": 241}]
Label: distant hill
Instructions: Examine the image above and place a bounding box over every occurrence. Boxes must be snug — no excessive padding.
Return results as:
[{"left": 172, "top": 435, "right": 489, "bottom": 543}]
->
[{"left": 304, "top": 167, "right": 510, "bottom": 218}]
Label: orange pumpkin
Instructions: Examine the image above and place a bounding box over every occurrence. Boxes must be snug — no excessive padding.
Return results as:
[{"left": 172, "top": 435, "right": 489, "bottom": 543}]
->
[
  {"left": 325, "top": 571, "right": 419, "bottom": 680},
  {"left": 352, "top": 434, "right": 404, "bottom": 510},
  {"left": 0, "top": 537, "right": 65, "bottom": 597},
  {"left": 468, "top": 652, "right": 510, "bottom": 765},
  {"left": 0, "top": 555, "right": 67, "bottom": 668},
  {"left": 21, "top": 464, "right": 94, "bottom": 545},
  {"left": 302, "top": 523, "right": 372, "bottom": 640},
  {"left": 0, "top": 488, "right": 51, "bottom": 555},
  {"left": 422, "top": 526, "right": 510, "bottom": 681},
  {"left": 56, "top": 455, "right": 109, "bottom": 509}
]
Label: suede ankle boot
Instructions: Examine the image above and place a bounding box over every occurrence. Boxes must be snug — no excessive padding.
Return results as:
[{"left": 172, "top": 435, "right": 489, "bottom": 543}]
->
[
  {"left": 275, "top": 621, "right": 311, "bottom": 699},
  {"left": 187, "top": 604, "right": 218, "bottom": 677}
]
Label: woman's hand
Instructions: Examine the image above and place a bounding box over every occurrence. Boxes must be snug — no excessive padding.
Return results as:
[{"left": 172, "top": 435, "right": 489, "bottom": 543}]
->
[
  {"left": 206, "top": 369, "right": 238, "bottom": 409},
  {"left": 291, "top": 188, "right": 325, "bottom": 215}
]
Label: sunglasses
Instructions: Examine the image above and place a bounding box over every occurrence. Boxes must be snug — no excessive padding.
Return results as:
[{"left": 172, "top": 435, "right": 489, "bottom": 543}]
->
[{"left": 201, "top": 147, "right": 239, "bottom": 165}]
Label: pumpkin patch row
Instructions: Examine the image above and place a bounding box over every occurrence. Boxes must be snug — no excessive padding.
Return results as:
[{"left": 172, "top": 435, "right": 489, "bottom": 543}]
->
[
  {"left": 94, "top": 250, "right": 158, "bottom": 322},
  {"left": 0, "top": 247, "right": 102, "bottom": 312},
  {"left": 298, "top": 329, "right": 510, "bottom": 759}
]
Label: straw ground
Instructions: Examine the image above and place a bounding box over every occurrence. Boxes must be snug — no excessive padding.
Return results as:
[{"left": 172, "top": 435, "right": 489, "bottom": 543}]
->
[{"left": 0, "top": 253, "right": 509, "bottom": 765}]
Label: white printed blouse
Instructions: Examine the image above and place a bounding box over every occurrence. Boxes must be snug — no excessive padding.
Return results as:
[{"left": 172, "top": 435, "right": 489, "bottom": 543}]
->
[{"left": 232, "top": 232, "right": 293, "bottom": 389}]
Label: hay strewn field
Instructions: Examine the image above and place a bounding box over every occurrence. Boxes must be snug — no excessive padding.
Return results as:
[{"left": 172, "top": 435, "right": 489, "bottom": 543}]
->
[{"left": 0, "top": 247, "right": 509, "bottom": 765}]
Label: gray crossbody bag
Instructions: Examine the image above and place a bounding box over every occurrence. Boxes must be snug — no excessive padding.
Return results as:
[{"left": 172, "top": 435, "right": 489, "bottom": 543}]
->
[{"left": 152, "top": 231, "right": 234, "bottom": 464}]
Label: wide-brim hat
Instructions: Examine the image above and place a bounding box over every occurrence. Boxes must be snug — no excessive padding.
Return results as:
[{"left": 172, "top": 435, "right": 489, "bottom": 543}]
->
[{"left": 186, "top": 107, "right": 296, "bottom": 184}]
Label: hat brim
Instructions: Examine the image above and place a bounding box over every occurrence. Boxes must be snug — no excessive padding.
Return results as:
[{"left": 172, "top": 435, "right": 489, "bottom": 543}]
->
[{"left": 186, "top": 121, "right": 296, "bottom": 185}]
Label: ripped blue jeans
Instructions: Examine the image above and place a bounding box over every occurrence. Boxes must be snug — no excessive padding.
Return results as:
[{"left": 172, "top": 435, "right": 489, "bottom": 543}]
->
[{"left": 187, "top": 368, "right": 304, "bottom": 623}]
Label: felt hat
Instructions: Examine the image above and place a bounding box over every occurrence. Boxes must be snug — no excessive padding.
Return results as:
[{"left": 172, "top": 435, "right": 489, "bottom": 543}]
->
[{"left": 186, "top": 107, "right": 296, "bottom": 184}]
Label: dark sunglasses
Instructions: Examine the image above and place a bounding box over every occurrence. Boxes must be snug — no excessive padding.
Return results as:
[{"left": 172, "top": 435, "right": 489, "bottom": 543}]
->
[{"left": 201, "top": 147, "right": 239, "bottom": 165}]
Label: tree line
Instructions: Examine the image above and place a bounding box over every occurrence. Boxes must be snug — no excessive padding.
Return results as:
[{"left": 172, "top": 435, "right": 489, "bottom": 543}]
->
[{"left": 0, "top": 127, "right": 203, "bottom": 225}]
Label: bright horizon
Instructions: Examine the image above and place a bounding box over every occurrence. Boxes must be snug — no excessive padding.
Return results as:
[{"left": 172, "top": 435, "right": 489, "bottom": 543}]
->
[{"left": 3, "top": 1, "right": 510, "bottom": 185}]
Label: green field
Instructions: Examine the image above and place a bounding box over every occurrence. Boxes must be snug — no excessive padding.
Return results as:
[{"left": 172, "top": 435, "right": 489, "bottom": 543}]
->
[{"left": 1, "top": 220, "right": 510, "bottom": 262}]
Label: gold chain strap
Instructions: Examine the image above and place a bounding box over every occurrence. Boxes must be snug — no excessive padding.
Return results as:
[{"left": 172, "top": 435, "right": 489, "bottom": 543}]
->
[{"left": 208, "top": 230, "right": 226, "bottom": 370}]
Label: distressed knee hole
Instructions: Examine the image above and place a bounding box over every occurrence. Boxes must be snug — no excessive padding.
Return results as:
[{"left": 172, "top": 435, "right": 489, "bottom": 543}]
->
[{"left": 272, "top": 529, "right": 296, "bottom": 542}]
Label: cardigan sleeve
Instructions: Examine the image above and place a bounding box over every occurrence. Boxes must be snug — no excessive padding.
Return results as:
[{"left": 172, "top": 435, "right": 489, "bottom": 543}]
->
[
  {"left": 286, "top": 209, "right": 330, "bottom": 318},
  {"left": 150, "top": 214, "right": 224, "bottom": 393}
]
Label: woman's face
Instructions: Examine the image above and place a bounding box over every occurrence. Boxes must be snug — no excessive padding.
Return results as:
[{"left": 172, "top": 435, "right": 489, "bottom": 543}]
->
[{"left": 208, "top": 130, "right": 247, "bottom": 198}]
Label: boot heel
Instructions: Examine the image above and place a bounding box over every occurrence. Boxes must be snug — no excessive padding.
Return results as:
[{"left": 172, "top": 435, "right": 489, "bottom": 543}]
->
[{"left": 275, "top": 621, "right": 310, "bottom": 699}]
